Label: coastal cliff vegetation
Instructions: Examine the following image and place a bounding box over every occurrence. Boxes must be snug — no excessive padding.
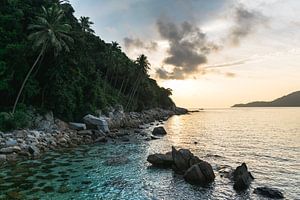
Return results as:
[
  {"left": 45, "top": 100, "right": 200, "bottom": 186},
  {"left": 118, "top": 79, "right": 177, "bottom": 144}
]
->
[{"left": 0, "top": 0, "right": 175, "bottom": 130}]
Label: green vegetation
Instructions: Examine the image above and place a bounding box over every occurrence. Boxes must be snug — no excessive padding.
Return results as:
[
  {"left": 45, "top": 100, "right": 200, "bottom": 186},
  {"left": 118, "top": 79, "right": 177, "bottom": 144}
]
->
[{"left": 0, "top": 0, "right": 175, "bottom": 130}]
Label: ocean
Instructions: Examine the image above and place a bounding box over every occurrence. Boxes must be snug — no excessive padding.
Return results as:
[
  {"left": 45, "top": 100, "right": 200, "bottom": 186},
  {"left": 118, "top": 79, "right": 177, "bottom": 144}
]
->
[{"left": 0, "top": 108, "right": 299, "bottom": 199}]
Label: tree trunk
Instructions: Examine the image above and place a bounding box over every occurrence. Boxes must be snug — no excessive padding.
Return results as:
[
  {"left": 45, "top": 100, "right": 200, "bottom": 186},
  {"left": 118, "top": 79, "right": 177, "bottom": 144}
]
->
[{"left": 12, "top": 44, "right": 47, "bottom": 114}]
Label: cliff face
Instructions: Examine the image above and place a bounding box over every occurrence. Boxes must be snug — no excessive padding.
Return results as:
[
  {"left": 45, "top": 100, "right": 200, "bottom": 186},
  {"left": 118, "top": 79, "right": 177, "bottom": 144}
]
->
[{"left": 233, "top": 91, "right": 300, "bottom": 107}]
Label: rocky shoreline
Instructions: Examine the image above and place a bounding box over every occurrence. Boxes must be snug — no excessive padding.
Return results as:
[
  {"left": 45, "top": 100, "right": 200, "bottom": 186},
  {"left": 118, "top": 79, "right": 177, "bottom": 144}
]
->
[{"left": 0, "top": 106, "right": 188, "bottom": 165}]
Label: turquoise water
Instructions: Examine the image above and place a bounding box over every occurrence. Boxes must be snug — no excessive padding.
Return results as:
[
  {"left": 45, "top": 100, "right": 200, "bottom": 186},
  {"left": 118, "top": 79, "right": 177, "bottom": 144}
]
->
[{"left": 0, "top": 108, "right": 299, "bottom": 199}]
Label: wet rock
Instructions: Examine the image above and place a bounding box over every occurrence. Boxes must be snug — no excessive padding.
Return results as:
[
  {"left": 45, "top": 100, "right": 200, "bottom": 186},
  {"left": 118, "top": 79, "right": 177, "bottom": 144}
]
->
[
  {"left": 233, "top": 163, "right": 254, "bottom": 191},
  {"left": 152, "top": 127, "right": 167, "bottom": 136},
  {"left": 183, "top": 161, "right": 215, "bottom": 186},
  {"left": 254, "top": 187, "right": 284, "bottom": 199},
  {"left": 83, "top": 114, "right": 110, "bottom": 133},
  {"left": 147, "top": 152, "right": 173, "bottom": 168},
  {"left": 150, "top": 135, "right": 161, "bottom": 140},
  {"left": 171, "top": 146, "right": 194, "bottom": 174},
  {"left": 188, "top": 155, "right": 202, "bottom": 167},
  {"left": 69, "top": 122, "right": 86, "bottom": 131}
]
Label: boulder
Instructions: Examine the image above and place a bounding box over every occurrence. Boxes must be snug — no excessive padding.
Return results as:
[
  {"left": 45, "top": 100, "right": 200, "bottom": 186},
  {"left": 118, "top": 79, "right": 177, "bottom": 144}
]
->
[
  {"left": 83, "top": 114, "right": 110, "bottom": 133},
  {"left": 77, "top": 130, "right": 93, "bottom": 136},
  {"left": 171, "top": 146, "right": 194, "bottom": 174},
  {"left": 233, "top": 163, "right": 254, "bottom": 190},
  {"left": 28, "top": 145, "right": 40, "bottom": 157},
  {"left": 69, "top": 122, "right": 86, "bottom": 131},
  {"left": 183, "top": 161, "right": 215, "bottom": 186},
  {"left": 147, "top": 152, "right": 173, "bottom": 168},
  {"left": 0, "top": 154, "right": 6, "bottom": 162},
  {"left": 152, "top": 127, "right": 167, "bottom": 136},
  {"left": 0, "top": 146, "right": 21, "bottom": 154},
  {"left": 95, "top": 136, "right": 107, "bottom": 143},
  {"left": 254, "top": 187, "right": 284, "bottom": 199},
  {"left": 5, "top": 139, "right": 17, "bottom": 146}
]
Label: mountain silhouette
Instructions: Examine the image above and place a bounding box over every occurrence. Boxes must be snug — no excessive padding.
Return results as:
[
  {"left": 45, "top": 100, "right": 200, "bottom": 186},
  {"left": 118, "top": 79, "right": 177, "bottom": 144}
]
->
[{"left": 233, "top": 91, "right": 300, "bottom": 107}]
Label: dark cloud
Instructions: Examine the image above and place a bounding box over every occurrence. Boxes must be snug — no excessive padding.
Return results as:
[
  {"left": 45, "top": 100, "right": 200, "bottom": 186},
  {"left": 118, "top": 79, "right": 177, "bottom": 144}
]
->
[
  {"left": 156, "top": 19, "right": 219, "bottom": 79},
  {"left": 124, "top": 37, "right": 158, "bottom": 51},
  {"left": 229, "top": 6, "right": 268, "bottom": 45}
]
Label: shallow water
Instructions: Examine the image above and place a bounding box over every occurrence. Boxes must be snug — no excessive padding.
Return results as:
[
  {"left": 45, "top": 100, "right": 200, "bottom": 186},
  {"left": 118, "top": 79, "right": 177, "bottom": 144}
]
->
[{"left": 0, "top": 108, "right": 299, "bottom": 199}]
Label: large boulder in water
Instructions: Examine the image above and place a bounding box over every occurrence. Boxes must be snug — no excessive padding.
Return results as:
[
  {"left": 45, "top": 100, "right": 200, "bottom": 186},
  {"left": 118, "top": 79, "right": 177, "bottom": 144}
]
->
[
  {"left": 254, "top": 187, "right": 284, "bottom": 199},
  {"left": 233, "top": 163, "right": 254, "bottom": 190},
  {"left": 147, "top": 152, "right": 173, "bottom": 168},
  {"left": 152, "top": 127, "right": 167, "bottom": 136},
  {"left": 183, "top": 161, "right": 215, "bottom": 186},
  {"left": 171, "top": 146, "right": 194, "bottom": 174}
]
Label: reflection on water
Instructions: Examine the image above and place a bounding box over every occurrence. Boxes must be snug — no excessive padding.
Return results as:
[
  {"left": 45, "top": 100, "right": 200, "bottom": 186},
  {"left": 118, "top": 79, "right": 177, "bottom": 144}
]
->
[{"left": 0, "top": 108, "right": 299, "bottom": 199}]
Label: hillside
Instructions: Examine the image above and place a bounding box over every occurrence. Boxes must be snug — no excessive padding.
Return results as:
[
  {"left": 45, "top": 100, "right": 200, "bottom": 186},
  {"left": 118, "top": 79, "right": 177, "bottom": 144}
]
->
[
  {"left": 0, "top": 0, "right": 175, "bottom": 123},
  {"left": 232, "top": 91, "right": 300, "bottom": 107}
]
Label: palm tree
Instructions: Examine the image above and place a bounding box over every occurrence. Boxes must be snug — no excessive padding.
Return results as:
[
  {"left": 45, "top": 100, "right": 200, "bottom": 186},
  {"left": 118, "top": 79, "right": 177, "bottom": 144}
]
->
[
  {"left": 126, "top": 54, "right": 151, "bottom": 110},
  {"left": 12, "top": 4, "right": 73, "bottom": 114},
  {"left": 79, "top": 16, "right": 94, "bottom": 33}
]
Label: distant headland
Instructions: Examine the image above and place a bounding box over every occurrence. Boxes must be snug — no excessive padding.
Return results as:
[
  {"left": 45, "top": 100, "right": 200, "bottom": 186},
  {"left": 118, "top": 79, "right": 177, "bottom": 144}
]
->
[{"left": 232, "top": 91, "right": 300, "bottom": 107}]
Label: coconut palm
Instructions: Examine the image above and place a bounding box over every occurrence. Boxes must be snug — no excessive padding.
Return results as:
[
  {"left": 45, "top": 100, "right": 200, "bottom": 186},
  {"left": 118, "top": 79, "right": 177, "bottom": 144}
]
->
[
  {"left": 79, "top": 16, "right": 94, "bottom": 33},
  {"left": 126, "top": 54, "right": 151, "bottom": 110},
  {"left": 12, "top": 4, "right": 73, "bottom": 114}
]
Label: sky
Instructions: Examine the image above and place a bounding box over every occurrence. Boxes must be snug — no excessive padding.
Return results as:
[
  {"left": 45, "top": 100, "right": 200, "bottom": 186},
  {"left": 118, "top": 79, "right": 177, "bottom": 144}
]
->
[{"left": 69, "top": 0, "right": 300, "bottom": 108}]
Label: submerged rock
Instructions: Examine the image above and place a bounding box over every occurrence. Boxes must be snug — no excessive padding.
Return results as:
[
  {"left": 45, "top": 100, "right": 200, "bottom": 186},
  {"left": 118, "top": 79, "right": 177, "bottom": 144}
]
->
[
  {"left": 183, "top": 161, "right": 215, "bottom": 186},
  {"left": 233, "top": 163, "right": 254, "bottom": 191},
  {"left": 254, "top": 187, "right": 284, "bottom": 199},
  {"left": 104, "top": 157, "right": 129, "bottom": 166},
  {"left": 147, "top": 152, "right": 173, "bottom": 168},
  {"left": 152, "top": 127, "right": 167, "bottom": 136}
]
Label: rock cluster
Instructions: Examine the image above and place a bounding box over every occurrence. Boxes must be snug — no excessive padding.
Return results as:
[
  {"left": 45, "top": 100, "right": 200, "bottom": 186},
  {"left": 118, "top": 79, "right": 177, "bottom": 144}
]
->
[
  {"left": 147, "top": 146, "right": 215, "bottom": 186},
  {"left": 0, "top": 106, "right": 184, "bottom": 165}
]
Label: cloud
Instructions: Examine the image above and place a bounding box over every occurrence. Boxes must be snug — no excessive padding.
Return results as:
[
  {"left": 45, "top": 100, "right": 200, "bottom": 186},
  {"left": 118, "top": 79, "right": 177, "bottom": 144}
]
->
[
  {"left": 123, "top": 37, "right": 158, "bottom": 51},
  {"left": 205, "top": 59, "right": 250, "bottom": 68},
  {"left": 156, "top": 19, "right": 219, "bottom": 79},
  {"left": 229, "top": 6, "right": 268, "bottom": 45}
]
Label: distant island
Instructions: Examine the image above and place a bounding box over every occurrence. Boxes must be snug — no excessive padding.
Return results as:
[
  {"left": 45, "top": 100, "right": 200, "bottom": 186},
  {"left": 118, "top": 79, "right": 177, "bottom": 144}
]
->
[{"left": 232, "top": 91, "right": 300, "bottom": 107}]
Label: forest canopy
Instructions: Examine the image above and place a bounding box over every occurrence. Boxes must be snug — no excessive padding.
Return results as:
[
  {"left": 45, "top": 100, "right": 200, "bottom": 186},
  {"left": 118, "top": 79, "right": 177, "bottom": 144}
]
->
[{"left": 0, "top": 0, "right": 175, "bottom": 124}]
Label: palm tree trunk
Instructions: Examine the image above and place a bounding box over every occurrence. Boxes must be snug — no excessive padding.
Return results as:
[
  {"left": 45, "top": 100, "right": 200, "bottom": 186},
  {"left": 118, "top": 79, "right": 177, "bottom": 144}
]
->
[{"left": 12, "top": 43, "right": 47, "bottom": 114}]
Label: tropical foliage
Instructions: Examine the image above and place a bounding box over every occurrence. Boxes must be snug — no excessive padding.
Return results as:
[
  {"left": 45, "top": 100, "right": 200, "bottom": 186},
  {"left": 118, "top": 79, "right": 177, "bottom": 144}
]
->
[{"left": 0, "top": 0, "right": 175, "bottom": 128}]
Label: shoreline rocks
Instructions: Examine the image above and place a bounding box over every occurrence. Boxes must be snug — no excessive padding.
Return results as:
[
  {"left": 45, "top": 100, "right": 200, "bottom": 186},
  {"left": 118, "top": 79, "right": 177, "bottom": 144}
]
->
[{"left": 0, "top": 106, "right": 185, "bottom": 165}]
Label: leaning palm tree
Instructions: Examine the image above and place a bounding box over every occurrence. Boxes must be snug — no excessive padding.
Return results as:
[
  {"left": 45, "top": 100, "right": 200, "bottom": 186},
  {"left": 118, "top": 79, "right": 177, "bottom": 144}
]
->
[
  {"left": 79, "top": 16, "right": 95, "bottom": 33},
  {"left": 126, "top": 54, "right": 151, "bottom": 110},
  {"left": 12, "top": 4, "right": 73, "bottom": 114}
]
